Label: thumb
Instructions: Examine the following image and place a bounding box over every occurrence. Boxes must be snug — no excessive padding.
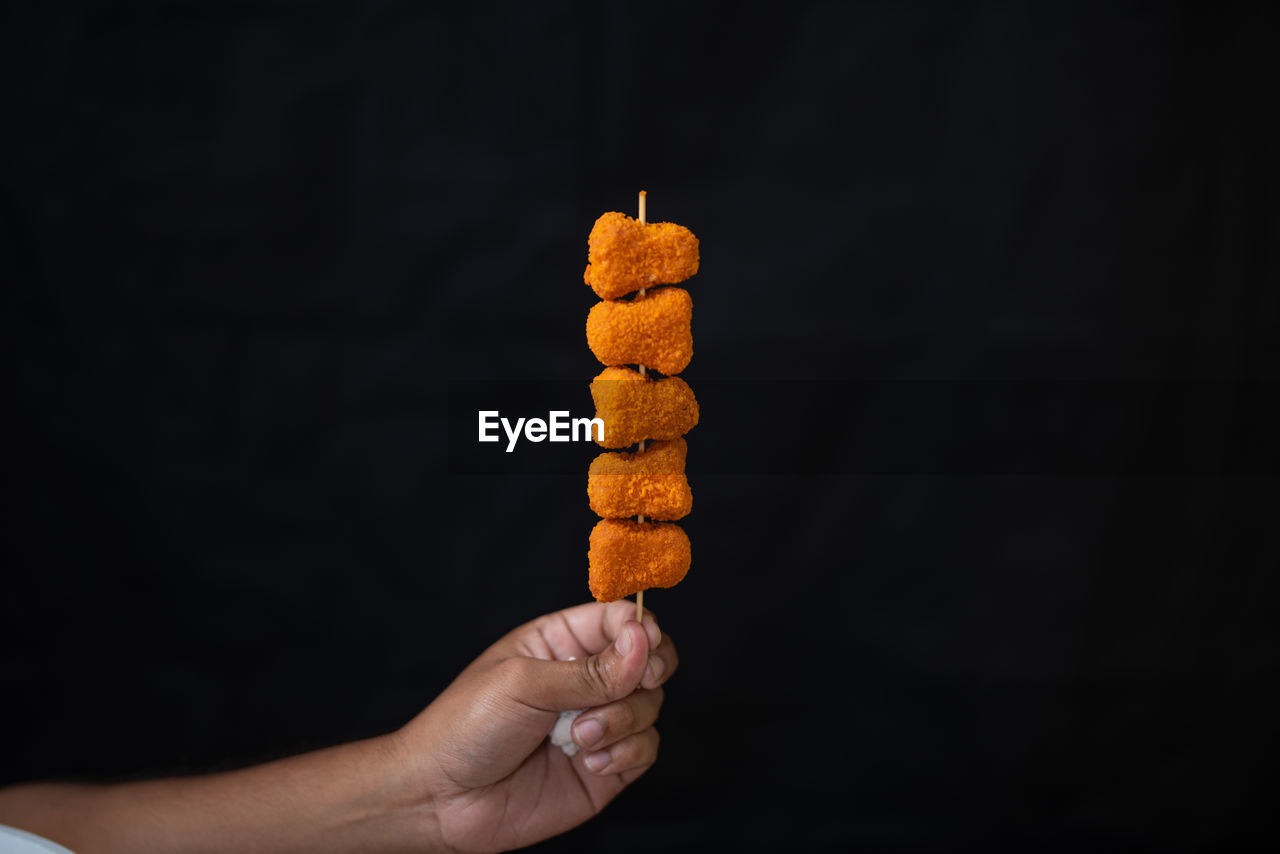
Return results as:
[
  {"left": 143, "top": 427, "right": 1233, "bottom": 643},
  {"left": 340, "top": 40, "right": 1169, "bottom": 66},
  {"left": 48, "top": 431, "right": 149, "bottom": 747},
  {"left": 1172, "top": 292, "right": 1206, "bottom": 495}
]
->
[{"left": 513, "top": 621, "right": 650, "bottom": 711}]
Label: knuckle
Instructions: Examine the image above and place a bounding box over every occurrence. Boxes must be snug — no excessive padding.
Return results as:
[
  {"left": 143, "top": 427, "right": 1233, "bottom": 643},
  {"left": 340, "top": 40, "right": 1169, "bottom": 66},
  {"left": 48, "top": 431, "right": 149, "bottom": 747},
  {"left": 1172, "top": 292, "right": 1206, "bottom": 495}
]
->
[
  {"left": 579, "top": 654, "right": 613, "bottom": 698},
  {"left": 606, "top": 600, "right": 632, "bottom": 627},
  {"left": 647, "top": 686, "right": 665, "bottom": 718},
  {"left": 496, "top": 657, "right": 533, "bottom": 695},
  {"left": 641, "top": 728, "right": 661, "bottom": 765},
  {"left": 613, "top": 698, "right": 637, "bottom": 733},
  {"left": 631, "top": 689, "right": 661, "bottom": 730}
]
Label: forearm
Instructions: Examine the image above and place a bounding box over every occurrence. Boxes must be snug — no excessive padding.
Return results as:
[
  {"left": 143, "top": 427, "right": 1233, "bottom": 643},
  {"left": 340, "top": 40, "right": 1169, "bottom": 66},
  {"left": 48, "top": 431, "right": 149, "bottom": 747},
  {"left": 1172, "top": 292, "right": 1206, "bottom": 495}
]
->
[{"left": 0, "top": 732, "right": 442, "bottom": 854}]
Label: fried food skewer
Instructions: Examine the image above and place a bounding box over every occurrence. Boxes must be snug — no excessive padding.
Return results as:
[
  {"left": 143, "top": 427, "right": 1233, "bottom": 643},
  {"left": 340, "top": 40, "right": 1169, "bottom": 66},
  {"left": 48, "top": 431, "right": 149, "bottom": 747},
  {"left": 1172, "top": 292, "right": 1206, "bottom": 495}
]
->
[
  {"left": 585, "top": 190, "right": 697, "bottom": 614},
  {"left": 636, "top": 189, "right": 647, "bottom": 623}
]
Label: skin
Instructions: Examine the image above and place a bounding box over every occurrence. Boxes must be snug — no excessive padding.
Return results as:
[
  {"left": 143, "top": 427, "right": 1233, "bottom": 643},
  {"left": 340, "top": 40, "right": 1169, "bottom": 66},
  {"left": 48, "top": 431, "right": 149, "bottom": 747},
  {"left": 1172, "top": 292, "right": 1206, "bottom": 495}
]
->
[{"left": 0, "top": 600, "right": 678, "bottom": 853}]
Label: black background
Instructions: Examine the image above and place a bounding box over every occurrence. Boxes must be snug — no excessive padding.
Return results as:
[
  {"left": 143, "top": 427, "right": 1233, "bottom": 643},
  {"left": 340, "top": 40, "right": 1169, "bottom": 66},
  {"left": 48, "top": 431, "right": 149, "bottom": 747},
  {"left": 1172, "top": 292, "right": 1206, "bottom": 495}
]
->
[{"left": 3, "top": 2, "right": 1278, "bottom": 851}]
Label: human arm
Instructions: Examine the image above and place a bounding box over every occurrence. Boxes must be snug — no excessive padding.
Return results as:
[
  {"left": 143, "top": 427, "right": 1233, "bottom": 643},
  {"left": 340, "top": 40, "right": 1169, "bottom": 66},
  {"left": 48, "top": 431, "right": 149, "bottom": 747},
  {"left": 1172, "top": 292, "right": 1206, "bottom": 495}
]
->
[{"left": 0, "top": 600, "right": 678, "bottom": 853}]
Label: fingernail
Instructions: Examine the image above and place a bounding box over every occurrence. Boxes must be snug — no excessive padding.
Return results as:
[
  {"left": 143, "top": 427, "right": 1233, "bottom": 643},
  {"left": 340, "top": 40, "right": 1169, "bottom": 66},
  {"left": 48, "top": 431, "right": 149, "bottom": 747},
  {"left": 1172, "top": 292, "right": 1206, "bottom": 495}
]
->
[
  {"left": 573, "top": 717, "right": 604, "bottom": 750},
  {"left": 644, "top": 617, "right": 661, "bottom": 650},
  {"left": 644, "top": 654, "right": 664, "bottom": 686},
  {"left": 584, "top": 749, "right": 610, "bottom": 773},
  {"left": 615, "top": 625, "right": 634, "bottom": 656}
]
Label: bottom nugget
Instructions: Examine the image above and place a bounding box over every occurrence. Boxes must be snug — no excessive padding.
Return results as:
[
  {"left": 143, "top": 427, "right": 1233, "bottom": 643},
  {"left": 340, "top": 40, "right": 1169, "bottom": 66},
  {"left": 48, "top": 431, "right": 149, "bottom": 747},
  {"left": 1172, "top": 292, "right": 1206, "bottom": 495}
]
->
[{"left": 588, "top": 519, "right": 691, "bottom": 602}]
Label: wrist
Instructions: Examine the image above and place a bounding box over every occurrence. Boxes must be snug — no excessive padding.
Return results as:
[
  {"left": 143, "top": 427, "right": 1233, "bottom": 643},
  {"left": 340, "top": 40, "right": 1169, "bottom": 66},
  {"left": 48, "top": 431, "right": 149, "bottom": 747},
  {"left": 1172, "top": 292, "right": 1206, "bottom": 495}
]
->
[
  {"left": 296, "top": 729, "right": 446, "bottom": 854},
  {"left": 376, "top": 727, "right": 448, "bottom": 853}
]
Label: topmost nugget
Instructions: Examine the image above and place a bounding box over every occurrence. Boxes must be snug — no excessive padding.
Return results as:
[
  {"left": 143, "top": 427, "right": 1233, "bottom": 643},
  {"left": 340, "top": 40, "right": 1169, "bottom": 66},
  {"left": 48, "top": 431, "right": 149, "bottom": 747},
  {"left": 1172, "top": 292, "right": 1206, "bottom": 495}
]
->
[{"left": 584, "top": 212, "right": 699, "bottom": 299}]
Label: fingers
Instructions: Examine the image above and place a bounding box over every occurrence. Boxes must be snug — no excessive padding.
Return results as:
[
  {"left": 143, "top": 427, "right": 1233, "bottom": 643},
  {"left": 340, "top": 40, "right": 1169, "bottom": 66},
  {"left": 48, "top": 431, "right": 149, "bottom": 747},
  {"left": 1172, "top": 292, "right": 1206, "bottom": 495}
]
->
[
  {"left": 491, "top": 600, "right": 677, "bottom": 721},
  {"left": 571, "top": 686, "right": 663, "bottom": 753},
  {"left": 581, "top": 727, "right": 660, "bottom": 776},
  {"left": 505, "top": 621, "right": 650, "bottom": 711},
  {"left": 641, "top": 627, "right": 679, "bottom": 691},
  {"left": 548, "top": 600, "right": 662, "bottom": 656}
]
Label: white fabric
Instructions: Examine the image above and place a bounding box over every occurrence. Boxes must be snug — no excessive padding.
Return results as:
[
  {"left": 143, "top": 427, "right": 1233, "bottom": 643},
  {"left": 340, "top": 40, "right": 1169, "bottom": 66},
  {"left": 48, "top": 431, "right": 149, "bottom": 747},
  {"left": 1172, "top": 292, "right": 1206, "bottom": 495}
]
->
[
  {"left": 0, "top": 826, "right": 74, "bottom": 854},
  {"left": 547, "top": 655, "right": 585, "bottom": 756},
  {"left": 550, "top": 709, "right": 585, "bottom": 756}
]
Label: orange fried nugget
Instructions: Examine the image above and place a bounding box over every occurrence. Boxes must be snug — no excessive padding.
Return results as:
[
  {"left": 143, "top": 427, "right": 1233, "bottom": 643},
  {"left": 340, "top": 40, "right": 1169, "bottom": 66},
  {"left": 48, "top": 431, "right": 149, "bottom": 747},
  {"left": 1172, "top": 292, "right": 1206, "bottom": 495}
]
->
[
  {"left": 589, "top": 366, "right": 699, "bottom": 448},
  {"left": 588, "top": 519, "right": 691, "bottom": 602},
  {"left": 588, "top": 438, "right": 692, "bottom": 521},
  {"left": 583, "top": 212, "right": 699, "bottom": 300},
  {"left": 586, "top": 286, "right": 693, "bottom": 376}
]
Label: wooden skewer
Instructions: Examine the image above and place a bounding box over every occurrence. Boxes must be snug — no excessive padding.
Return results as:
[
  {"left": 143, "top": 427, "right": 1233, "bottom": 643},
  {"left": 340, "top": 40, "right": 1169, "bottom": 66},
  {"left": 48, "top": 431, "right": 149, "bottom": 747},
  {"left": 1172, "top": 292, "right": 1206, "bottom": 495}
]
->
[{"left": 635, "top": 190, "right": 648, "bottom": 625}]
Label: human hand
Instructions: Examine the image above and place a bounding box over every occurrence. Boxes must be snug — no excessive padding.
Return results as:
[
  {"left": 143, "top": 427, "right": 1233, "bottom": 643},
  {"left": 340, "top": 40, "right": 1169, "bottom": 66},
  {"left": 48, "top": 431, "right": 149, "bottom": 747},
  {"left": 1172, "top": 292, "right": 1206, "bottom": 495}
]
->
[
  {"left": 399, "top": 600, "right": 679, "bottom": 853},
  {"left": 0, "top": 601, "right": 677, "bottom": 854}
]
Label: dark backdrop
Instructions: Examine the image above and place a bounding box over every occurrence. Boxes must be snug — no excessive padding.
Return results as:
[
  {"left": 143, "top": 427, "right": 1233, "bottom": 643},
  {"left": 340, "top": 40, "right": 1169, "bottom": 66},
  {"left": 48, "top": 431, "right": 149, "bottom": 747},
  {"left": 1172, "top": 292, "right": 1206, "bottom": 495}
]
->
[{"left": 3, "top": 2, "right": 1277, "bottom": 851}]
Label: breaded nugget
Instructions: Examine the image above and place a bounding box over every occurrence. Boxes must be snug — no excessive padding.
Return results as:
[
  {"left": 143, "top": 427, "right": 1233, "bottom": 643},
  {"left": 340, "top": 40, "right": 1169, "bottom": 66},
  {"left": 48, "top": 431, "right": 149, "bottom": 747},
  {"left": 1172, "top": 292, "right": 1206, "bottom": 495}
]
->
[
  {"left": 586, "top": 286, "right": 693, "bottom": 376},
  {"left": 588, "top": 519, "right": 691, "bottom": 602},
  {"left": 589, "top": 366, "right": 699, "bottom": 448},
  {"left": 588, "top": 438, "right": 692, "bottom": 521},
  {"left": 583, "top": 211, "right": 699, "bottom": 300}
]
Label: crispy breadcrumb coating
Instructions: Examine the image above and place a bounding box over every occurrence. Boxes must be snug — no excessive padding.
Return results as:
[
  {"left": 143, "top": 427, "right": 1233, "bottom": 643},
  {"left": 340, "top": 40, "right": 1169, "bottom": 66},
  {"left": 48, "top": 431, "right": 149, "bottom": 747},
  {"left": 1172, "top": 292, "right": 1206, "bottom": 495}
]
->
[
  {"left": 588, "top": 519, "right": 691, "bottom": 602},
  {"left": 589, "top": 366, "right": 699, "bottom": 448},
  {"left": 583, "top": 212, "right": 699, "bottom": 300},
  {"left": 588, "top": 438, "right": 692, "bottom": 521},
  {"left": 586, "top": 287, "right": 693, "bottom": 376}
]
